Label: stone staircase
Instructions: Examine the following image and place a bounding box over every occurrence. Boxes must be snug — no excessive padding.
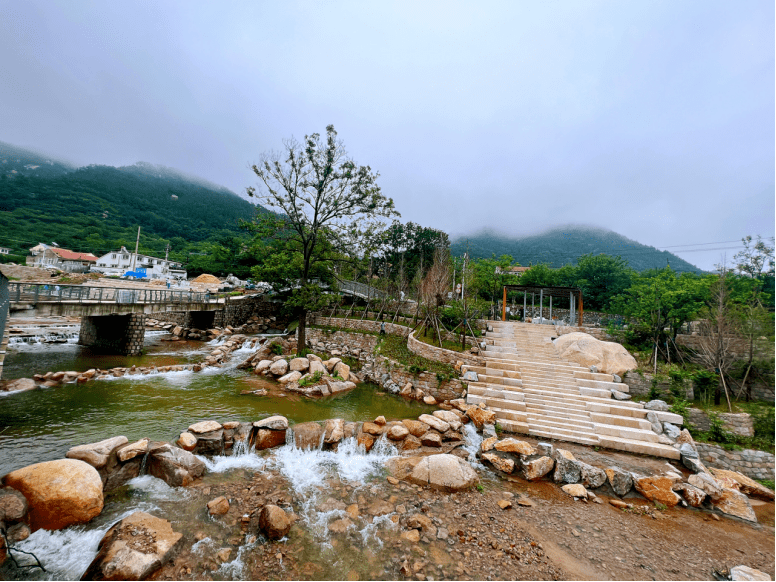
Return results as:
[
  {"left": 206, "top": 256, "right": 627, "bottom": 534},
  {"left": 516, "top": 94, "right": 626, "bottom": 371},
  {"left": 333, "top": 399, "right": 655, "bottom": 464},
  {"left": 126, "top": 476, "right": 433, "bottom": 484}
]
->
[{"left": 465, "top": 321, "right": 682, "bottom": 459}]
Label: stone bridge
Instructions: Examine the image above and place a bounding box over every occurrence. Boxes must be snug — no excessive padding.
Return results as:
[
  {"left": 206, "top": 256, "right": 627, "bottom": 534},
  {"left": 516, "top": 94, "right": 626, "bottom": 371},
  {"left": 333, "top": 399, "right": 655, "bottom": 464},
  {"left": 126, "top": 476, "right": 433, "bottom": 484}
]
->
[{"left": 3, "top": 282, "right": 254, "bottom": 361}]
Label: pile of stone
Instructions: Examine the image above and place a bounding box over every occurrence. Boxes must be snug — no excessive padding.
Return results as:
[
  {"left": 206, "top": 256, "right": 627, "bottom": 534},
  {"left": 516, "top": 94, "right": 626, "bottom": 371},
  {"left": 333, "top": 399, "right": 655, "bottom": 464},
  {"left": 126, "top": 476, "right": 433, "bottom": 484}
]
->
[
  {"left": 244, "top": 350, "right": 360, "bottom": 397},
  {"left": 476, "top": 429, "right": 773, "bottom": 523}
]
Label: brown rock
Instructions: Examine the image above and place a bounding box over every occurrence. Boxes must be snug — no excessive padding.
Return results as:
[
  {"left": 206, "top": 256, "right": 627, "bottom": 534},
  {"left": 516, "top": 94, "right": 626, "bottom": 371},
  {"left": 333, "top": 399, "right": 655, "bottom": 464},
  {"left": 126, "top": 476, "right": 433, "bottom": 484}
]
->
[
  {"left": 498, "top": 499, "right": 512, "bottom": 509},
  {"left": 609, "top": 499, "right": 629, "bottom": 509},
  {"left": 177, "top": 432, "right": 197, "bottom": 451},
  {"left": 494, "top": 438, "right": 535, "bottom": 456},
  {"left": 482, "top": 452, "right": 515, "bottom": 474},
  {"left": 423, "top": 395, "right": 437, "bottom": 405},
  {"left": 346, "top": 504, "right": 359, "bottom": 519},
  {"left": 66, "top": 436, "right": 129, "bottom": 469},
  {"left": 0, "top": 488, "right": 28, "bottom": 522},
  {"left": 117, "top": 439, "right": 149, "bottom": 462},
  {"left": 387, "top": 425, "right": 410, "bottom": 440},
  {"left": 207, "top": 496, "right": 230, "bottom": 516},
  {"left": 324, "top": 418, "right": 346, "bottom": 444},
  {"left": 709, "top": 468, "right": 775, "bottom": 501},
  {"left": 259, "top": 505, "right": 292, "bottom": 540},
  {"left": 362, "top": 422, "right": 384, "bottom": 436},
  {"left": 466, "top": 406, "right": 496, "bottom": 429},
  {"left": 401, "top": 419, "right": 430, "bottom": 438},
  {"left": 633, "top": 476, "right": 681, "bottom": 507},
  {"left": 522, "top": 456, "right": 555, "bottom": 481},
  {"left": 480, "top": 436, "right": 498, "bottom": 452},
  {"left": 146, "top": 445, "right": 206, "bottom": 488},
  {"left": 81, "top": 512, "right": 183, "bottom": 581},
  {"left": 3, "top": 459, "right": 103, "bottom": 531},
  {"left": 713, "top": 488, "right": 757, "bottom": 522},
  {"left": 252, "top": 428, "right": 287, "bottom": 450},
  {"left": 672, "top": 483, "right": 707, "bottom": 507},
  {"left": 408, "top": 454, "right": 479, "bottom": 492},
  {"left": 328, "top": 517, "right": 353, "bottom": 534},
  {"left": 402, "top": 435, "right": 422, "bottom": 451},
  {"left": 254, "top": 416, "right": 289, "bottom": 431},
  {"left": 420, "top": 431, "right": 442, "bottom": 447},
  {"left": 188, "top": 420, "right": 222, "bottom": 434},
  {"left": 418, "top": 414, "right": 450, "bottom": 433},
  {"left": 401, "top": 529, "right": 421, "bottom": 543},
  {"left": 561, "top": 483, "right": 588, "bottom": 498},
  {"left": 293, "top": 422, "right": 324, "bottom": 449},
  {"left": 357, "top": 432, "right": 375, "bottom": 452}
]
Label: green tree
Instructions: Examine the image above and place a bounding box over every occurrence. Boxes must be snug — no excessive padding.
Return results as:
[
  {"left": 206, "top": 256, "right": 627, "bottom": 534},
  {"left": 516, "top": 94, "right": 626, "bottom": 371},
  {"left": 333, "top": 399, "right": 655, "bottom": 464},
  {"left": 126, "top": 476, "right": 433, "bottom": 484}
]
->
[
  {"left": 246, "top": 125, "right": 398, "bottom": 354},
  {"left": 613, "top": 267, "right": 711, "bottom": 364},
  {"left": 570, "top": 254, "right": 634, "bottom": 311}
]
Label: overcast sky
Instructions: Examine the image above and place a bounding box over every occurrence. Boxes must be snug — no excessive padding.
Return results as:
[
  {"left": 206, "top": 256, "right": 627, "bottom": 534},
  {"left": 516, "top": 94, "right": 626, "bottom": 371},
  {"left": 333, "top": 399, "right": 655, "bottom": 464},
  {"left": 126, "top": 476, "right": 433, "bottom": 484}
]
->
[{"left": 1, "top": 0, "right": 773, "bottom": 270}]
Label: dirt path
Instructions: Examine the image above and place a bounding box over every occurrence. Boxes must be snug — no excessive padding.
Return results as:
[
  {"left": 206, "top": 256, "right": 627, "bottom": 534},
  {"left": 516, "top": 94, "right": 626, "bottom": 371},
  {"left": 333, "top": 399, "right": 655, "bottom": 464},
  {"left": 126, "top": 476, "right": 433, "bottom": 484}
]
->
[{"left": 150, "top": 463, "right": 774, "bottom": 582}]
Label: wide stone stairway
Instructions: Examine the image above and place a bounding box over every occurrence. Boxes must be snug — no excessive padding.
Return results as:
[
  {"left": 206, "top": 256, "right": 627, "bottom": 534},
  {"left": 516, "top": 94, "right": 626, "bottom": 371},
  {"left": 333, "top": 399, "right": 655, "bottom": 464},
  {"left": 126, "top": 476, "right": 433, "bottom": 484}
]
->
[{"left": 465, "top": 321, "right": 682, "bottom": 459}]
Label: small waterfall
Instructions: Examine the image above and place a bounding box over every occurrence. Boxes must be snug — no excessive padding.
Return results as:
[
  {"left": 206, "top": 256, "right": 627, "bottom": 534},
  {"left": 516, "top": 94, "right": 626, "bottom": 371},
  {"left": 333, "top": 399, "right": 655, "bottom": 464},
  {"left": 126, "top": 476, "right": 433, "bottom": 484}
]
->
[{"left": 462, "top": 423, "right": 484, "bottom": 467}]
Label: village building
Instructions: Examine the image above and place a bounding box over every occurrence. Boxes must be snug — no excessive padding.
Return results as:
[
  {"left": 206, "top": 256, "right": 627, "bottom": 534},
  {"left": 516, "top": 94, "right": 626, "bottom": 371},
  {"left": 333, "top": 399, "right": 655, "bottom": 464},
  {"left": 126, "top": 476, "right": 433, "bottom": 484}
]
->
[
  {"left": 92, "top": 246, "right": 187, "bottom": 280},
  {"left": 26, "top": 243, "right": 99, "bottom": 273},
  {"left": 495, "top": 265, "right": 531, "bottom": 277},
  {"left": 0, "top": 247, "right": 11, "bottom": 255}
]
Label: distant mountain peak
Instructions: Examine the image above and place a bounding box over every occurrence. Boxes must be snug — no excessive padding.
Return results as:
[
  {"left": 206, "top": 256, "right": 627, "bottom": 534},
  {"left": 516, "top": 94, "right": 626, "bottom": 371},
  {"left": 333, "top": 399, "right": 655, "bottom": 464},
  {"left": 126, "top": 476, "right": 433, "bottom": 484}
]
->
[{"left": 451, "top": 224, "right": 702, "bottom": 273}]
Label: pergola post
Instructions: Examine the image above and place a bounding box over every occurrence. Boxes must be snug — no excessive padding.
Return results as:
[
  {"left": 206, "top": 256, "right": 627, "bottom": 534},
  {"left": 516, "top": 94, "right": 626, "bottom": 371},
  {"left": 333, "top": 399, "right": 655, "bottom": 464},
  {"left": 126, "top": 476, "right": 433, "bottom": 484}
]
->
[
  {"left": 502, "top": 286, "right": 507, "bottom": 321},
  {"left": 531, "top": 293, "right": 535, "bottom": 320},
  {"left": 578, "top": 291, "right": 583, "bottom": 327},
  {"left": 549, "top": 295, "right": 552, "bottom": 322},
  {"left": 523, "top": 292, "right": 527, "bottom": 321},
  {"left": 539, "top": 289, "right": 543, "bottom": 323}
]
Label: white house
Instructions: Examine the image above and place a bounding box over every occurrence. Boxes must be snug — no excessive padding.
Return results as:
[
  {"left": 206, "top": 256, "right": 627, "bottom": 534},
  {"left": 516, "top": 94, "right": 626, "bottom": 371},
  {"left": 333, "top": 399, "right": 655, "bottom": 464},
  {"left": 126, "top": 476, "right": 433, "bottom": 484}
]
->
[
  {"left": 0, "top": 247, "right": 11, "bottom": 255},
  {"left": 92, "top": 247, "right": 187, "bottom": 280}
]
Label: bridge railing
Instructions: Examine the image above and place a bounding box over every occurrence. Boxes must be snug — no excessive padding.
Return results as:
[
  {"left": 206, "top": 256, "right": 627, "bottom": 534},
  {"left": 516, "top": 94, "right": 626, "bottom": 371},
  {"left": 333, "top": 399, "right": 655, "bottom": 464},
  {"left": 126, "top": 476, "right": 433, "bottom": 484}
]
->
[
  {"left": 8, "top": 283, "right": 227, "bottom": 305},
  {"left": 339, "top": 280, "right": 388, "bottom": 300}
]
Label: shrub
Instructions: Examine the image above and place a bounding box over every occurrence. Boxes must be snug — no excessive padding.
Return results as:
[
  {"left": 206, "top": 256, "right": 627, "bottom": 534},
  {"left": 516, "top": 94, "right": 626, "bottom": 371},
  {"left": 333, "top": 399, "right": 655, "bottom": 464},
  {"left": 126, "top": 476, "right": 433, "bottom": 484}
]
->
[
  {"left": 269, "top": 342, "right": 284, "bottom": 355},
  {"left": 669, "top": 399, "right": 690, "bottom": 426},
  {"left": 647, "top": 378, "right": 662, "bottom": 401}
]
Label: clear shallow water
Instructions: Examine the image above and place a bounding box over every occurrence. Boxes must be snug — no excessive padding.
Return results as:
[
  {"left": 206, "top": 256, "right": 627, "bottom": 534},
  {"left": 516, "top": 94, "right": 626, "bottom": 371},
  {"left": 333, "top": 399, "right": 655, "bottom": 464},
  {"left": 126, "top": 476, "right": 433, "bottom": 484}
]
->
[{"left": 0, "top": 337, "right": 433, "bottom": 475}]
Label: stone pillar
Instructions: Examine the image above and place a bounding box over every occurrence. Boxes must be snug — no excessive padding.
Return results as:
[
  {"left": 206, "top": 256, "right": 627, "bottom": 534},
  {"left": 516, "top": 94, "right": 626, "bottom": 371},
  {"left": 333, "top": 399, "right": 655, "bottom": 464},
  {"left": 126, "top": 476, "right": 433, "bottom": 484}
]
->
[{"left": 78, "top": 313, "right": 146, "bottom": 355}]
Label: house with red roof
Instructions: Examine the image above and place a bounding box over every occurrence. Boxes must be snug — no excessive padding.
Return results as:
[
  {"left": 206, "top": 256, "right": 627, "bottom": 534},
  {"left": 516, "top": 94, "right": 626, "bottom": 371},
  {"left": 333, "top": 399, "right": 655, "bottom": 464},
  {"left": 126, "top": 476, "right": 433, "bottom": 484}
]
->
[{"left": 26, "top": 243, "right": 99, "bottom": 273}]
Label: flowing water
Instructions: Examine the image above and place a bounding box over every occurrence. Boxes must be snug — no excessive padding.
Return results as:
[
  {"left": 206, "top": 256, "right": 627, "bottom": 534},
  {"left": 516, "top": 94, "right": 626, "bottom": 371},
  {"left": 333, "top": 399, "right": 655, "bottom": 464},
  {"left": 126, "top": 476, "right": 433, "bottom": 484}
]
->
[{"left": 0, "top": 329, "right": 461, "bottom": 580}]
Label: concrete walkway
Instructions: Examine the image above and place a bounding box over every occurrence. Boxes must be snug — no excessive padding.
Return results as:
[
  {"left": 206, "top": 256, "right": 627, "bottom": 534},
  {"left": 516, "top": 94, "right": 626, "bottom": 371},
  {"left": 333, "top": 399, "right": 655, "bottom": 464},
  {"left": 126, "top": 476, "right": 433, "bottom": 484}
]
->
[{"left": 465, "top": 321, "right": 682, "bottom": 459}]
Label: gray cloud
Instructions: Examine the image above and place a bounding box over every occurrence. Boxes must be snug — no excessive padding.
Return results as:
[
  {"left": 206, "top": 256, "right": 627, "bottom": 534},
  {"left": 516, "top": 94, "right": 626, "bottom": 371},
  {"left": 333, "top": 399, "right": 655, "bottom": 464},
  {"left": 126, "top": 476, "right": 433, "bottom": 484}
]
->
[{"left": 1, "top": 0, "right": 772, "bottom": 270}]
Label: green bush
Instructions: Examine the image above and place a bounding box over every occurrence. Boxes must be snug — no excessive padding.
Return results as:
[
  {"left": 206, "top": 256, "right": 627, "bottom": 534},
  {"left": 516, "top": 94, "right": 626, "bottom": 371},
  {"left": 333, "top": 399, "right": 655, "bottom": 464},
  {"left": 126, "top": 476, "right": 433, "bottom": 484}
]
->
[
  {"left": 669, "top": 399, "right": 690, "bottom": 425},
  {"left": 647, "top": 377, "right": 662, "bottom": 401}
]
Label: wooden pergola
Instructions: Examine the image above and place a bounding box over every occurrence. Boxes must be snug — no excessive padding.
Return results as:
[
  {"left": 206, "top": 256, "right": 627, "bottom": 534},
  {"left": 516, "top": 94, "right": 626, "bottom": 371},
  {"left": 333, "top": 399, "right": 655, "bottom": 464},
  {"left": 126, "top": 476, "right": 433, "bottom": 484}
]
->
[{"left": 501, "top": 285, "right": 584, "bottom": 326}]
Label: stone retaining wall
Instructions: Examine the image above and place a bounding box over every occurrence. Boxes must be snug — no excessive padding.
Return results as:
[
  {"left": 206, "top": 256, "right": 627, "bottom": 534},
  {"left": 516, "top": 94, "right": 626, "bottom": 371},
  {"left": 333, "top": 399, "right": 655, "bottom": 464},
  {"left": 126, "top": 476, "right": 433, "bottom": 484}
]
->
[
  {"left": 687, "top": 409, "right": 754, "bottom": 437},
  {"left": 304, "top": 327, "right": 466, "bottom": 402},
  {"left": 554, "top": 325, "right": 612, "bottom": 342},
  {"left": 694, "top": 442, "right": 774, "bottom": 482},
  {"left": 310, "top": 316, "right": 484, "bottom": 367}
]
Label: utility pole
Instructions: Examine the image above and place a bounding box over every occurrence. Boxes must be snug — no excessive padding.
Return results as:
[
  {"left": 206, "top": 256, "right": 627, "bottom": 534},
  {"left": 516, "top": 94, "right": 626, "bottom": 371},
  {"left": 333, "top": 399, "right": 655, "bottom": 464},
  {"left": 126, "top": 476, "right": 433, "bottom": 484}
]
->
[{"left": 131, "top": 226, "right": 141, "bottom": 272}]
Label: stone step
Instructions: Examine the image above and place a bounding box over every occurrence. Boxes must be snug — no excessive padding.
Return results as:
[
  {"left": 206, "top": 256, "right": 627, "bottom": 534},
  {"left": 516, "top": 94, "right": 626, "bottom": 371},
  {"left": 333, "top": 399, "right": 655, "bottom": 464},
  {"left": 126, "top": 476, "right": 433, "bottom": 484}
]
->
[
  {"left": 525, "top": 405, "right": 591, "bottom": 423},
  {"left": 467, "top": 385, "right": 526, "bottom": 402},
  {"left": 524, "top": 395, "right": 588, "bottom": 411},
  {"left": 490, "top": 407, "right": 528, "bottom": 423},
  {"left": 526, "top": 414, "right": 595, "bottom": 432},
  {"left": 589, "top": 412, "right": 653, "bottom": 431},
  {"left": 577, "top": 378, "right": 630, "bottom": 393},
  {"left": 597, "top": 435, "right": 681, "bottom": 460},
  {"left": 592, "top": 423, "right": 660, "bottom": 443},
  {"left": 578, "top": 386, "right": 614, "bottom": 399},
  {"left": 573, "top": 370, "right": 616, "bottom": 382},
  {"left": 527, "top": 429, "right": 600, "bottom": 447},
  {"left": 476, "top": 374, "right": 522, "bottom": 388},
  {"left": 467, "top": 395, "right": 527, "bottom": 412},
  {"left": 467, "top": 367, "right": 522, "bottom": 380},
  {"left": 483, "top": 361, "right": 522, "bottom": 373},
  {"left": 495, "top": 419, "right": 530, "bottom": 434}
]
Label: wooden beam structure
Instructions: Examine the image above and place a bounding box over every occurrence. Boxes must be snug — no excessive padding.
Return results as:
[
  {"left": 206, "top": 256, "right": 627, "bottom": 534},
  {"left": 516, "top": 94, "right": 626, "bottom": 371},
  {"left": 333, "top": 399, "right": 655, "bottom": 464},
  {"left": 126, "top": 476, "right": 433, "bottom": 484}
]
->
[{"left": 500, "top": 284, "right": 584, "bottom": 325}]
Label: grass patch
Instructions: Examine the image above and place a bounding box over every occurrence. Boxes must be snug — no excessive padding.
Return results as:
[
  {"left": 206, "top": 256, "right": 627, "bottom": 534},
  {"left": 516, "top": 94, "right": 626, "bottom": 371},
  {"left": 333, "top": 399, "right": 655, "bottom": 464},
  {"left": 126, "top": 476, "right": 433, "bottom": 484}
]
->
[
  {"left": 757, "top": 479, "right": 774, "bottom": 490},
  {"left": 376, "top": 334, "right": 456, "bottom": 377},
  {"left": 414, "top": 328, "right": 470, "bottom": 353}
]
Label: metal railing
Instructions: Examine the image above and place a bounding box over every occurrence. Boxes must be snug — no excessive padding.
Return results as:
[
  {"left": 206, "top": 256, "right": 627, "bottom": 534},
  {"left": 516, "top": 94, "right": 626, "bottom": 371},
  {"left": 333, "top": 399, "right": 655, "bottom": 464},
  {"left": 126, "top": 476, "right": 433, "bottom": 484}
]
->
[
  {"left": 8, "top": 283, "right": 227, "bottom": 305},
  {"left": 339, "top": 280, "right": 387, "bottom": 300}
]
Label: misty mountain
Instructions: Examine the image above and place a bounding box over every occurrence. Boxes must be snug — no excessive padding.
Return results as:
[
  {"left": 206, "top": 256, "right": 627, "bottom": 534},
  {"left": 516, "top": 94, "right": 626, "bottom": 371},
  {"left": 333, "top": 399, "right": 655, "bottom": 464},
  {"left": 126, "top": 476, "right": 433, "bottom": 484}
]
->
[
  {"left": 451, "top": 226, "right": 703, "bottom": 273},
  {"left": 0, "top": 140, "right": 75, "bottom": 179},
  {"left": 0, "top": 140, "right": 266, "bottom": 264}
]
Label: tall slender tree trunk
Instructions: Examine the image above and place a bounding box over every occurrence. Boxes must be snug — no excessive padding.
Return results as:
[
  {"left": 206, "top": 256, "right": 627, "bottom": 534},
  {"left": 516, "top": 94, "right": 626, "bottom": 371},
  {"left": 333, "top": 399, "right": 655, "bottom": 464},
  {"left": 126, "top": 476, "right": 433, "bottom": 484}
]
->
[{"left": 297, "top": 306, "right": 307, "bottom": 356}]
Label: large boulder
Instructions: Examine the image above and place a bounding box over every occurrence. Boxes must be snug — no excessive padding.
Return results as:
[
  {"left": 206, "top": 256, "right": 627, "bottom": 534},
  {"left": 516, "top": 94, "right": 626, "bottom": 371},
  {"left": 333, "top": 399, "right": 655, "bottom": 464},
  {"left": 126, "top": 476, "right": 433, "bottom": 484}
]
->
[
  {"left": 66, "top": 436, "right": 129, "bottom": 469},
  {"left": 251, "top": 429, "right": 286, "bottom": 450},
  {"left": 552, "top": 449, "right": 581, "bottom": 484},
  {"left": 709, "top": 468, "right": 775, "bottom": 501},
  {"left": 553, "top": 332, "right": 637, "bottom": 377},
  {"left": 146, "top": 445, "right": 206, "bottom": 487},
  {"left": 293, "top": 422, "right": 324, "bottom": 450},
  {"left": 605, "top": 467, "right": 633, "bottom": 497},
  {"left": 522, "top": 456, "right": 555, "bottom": 481},
  {"left": 289, "top": 357, "right": 310, "bottom": 372},
  {"left": 407, "top": 454, "right": 479, "bottom": 492},
  {"left": 254, "top": 416, "right": 289, "bottom": 431},
  {"left": 494, "top": 438, "right": 535, "bottom": 456},
  {"left": 259, "top": 505, "right": 292, "bottom": 540},
  {"left": 81, "top": 511, "right": 183, "bottom": 580},
  {"left": 672, "top": 483, "right": 707, "bottom": 507},
  {"left": 712, "top": 488, "right": 757, "bottom": 522},
  {"left": 269, "top": 359, "right": 289, "bottom": 376},
  {"left": 0, "top": 488, "right": 28, "bottom": 522},
  {"left": 481, "top": 452, "right": 515, "bottom": 474},
  {"left": 418, "top": 414, "right": 450, "bottom": 433},
  {"left": 401, "top": 420, "right": 430, "bottom": 437},
  {"left": 633, "top": 475, "right": 681, "bottom": 507},
  {"left": 579, "top": 462, "right": 607, "bottom": 489},
  {"left": 2, "top": 459, "right": 103, "bottom": 531},
  {"left": 466, "top": 406, "right": 496, "bottom": 429},
  {"left": 1, "top": 378, "right": 36, "bottom": 393},
  {"left": 324, "top": 418, "right": 346, "bottom": 445}
]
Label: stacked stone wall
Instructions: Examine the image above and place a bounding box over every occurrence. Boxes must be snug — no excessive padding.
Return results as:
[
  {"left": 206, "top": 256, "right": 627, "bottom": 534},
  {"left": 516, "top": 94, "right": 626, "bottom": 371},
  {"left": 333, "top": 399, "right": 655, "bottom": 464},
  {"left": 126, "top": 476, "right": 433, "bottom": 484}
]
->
[
  {"left": 223, "top": 295, "right": 284, "bottom": 328},
  {"left": 407, "top": 331, "right": 484, "bottom": 367},
  {"left": 687, "top": 409, "right": 754, "bottom": 437},
  {"left": 694, "top": 443, "right": 774, "bottom": 481},
  {"left": 78, "top": 313, "right": 146, "bottom": 355},
  {"left": 146, "top": 311, "right": 188, "bottom": 326},
  {"left": 304, "top": 327, "right": 466, "bottom": 402}
]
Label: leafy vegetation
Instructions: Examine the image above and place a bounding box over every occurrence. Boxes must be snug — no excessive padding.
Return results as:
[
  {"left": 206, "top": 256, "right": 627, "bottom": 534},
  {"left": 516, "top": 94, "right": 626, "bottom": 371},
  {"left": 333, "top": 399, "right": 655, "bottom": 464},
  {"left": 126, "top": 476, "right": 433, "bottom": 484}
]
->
[{"left": 375, "top": 334, "right": 456, "bottom": 377}]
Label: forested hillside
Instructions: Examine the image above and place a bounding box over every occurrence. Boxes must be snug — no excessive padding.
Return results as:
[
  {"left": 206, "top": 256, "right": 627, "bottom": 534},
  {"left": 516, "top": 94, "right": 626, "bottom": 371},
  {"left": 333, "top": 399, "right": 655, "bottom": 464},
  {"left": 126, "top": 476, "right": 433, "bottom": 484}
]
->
[
  {"left": 0, "top": 141, "right": 265, "bottom": 276},
  {"left": 451, "top": 226, "right": 703, "bottom": 273}
]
